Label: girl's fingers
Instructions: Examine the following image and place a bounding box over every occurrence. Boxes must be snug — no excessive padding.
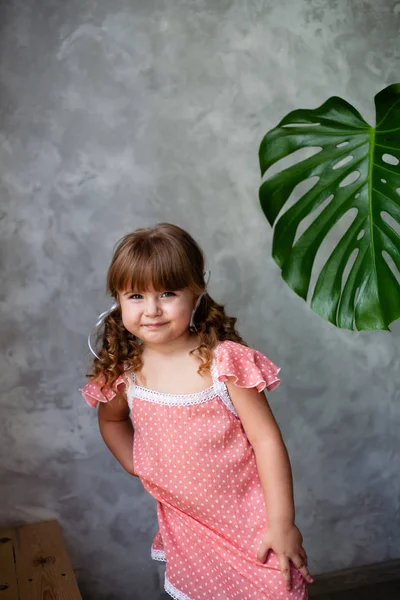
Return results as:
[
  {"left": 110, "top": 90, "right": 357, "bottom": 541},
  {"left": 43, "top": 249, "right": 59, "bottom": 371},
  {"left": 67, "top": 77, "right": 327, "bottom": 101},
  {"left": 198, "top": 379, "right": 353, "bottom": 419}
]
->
[
  {"left": 292, "top": 554, "right": 314, "bottom": 584},
  {"left": 257, "top": 541, "right": 270, "bottom": 563},
  {"left": 278, "top": 555, "right": 292, "bottom": 591},
  {"left": 299, "top": 547, "right": 308, "bottom": 565}
]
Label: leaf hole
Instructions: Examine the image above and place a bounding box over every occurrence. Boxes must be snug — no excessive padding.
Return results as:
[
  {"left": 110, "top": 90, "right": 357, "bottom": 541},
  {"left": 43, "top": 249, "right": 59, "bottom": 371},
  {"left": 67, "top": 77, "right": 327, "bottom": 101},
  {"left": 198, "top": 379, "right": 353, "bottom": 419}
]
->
[
  {"left": 381, "top": 211, "right": 400, "bottom": 236},
  {"left": 382, "top": 153, "right": 399, "bottom": 166},
  {"left": 281, "top": 122, "right": 321, "bottom": 128},
  {"left": 336, "top": 141, "right": 349, "bottom": 148},
  {"left": 382, "top": 251, "right": 400, "bottom": 285},
  {"left": 355, "top": 192, "right": 361, "bottom": 198},
  {"left": 274, "top": 176, "right": 321, "bottom": 231},
  {"left": 293, "top": 193, "right": 334, "bottom": 246},
  {"left": 332, "top": 155, "right": 353, "bottom": 170},
  {"left": 396, "top": 188, "right": 400, "bottom": 196},
  {"left": 262, "top": 146, "right": 323, "bottom": 181},
  {"left": 341, "top": 248, "right": 359, "bottom": 292},
  {"left": 353, "top": 286, "right": 361, "bottom": 331},
  {"left": 357, "top": 230, "right": 365, "bottom": 241},
  {"left": 339, "top": 170, "right": 361, "bottom": 188},
  {"left": 381, "top": 178, "right": 387, "bottom": 183},
  {"left": 307, "top": 208, "right": 359, "bottom": 302}
]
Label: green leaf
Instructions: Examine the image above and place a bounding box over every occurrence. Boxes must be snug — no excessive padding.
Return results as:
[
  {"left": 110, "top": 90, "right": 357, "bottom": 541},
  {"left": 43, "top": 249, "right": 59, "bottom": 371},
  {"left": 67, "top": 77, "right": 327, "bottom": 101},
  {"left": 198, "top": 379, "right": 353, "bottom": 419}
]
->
[{"left": 259, "top": 83, "right": 400, "bottom": 331}]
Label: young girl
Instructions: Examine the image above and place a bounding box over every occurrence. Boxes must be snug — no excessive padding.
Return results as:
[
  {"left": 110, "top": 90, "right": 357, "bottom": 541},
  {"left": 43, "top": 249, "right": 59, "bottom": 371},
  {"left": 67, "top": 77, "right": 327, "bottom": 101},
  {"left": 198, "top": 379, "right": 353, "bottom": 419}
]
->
[{"left": 81, "top": 223, "right": 313, "bottom": 600}]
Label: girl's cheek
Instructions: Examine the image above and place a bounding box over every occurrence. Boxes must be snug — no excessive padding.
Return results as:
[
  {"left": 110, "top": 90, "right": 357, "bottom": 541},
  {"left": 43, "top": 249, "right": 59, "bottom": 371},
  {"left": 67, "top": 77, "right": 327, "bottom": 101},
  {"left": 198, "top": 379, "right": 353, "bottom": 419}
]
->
[
  {"left": 121, "top": 306, "right": 138, "bottom": 326},
  {"left": 120, "top": 313, "right": 129, "bottom": 329},
  {"left": 173, "top": 303, "right": 191, "bottom": 318}
]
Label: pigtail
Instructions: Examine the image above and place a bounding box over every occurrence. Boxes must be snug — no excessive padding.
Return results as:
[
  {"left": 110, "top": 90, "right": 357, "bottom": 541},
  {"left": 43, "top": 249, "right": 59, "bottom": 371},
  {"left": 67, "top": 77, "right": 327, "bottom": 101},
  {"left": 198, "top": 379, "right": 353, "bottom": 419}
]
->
[
  {"left": 191, "top": 293, "right": 248, "bottom": 376},
  {"left": 86, "top": 308, "right": 143, "bottom": 389}
]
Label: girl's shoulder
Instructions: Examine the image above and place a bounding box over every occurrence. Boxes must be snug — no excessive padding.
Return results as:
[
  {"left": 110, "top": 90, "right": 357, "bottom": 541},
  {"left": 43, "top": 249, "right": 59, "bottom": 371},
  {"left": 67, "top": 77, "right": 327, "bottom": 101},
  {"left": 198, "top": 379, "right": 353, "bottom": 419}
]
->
[{"left": 216, "top": 340, "right": 281, "bottom": 393}]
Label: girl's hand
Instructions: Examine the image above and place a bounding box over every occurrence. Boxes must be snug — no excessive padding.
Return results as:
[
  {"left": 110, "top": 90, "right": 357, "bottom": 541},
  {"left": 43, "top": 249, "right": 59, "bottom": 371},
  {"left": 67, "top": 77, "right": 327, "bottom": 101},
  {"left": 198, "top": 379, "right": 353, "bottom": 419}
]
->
[{"left": 257, "top": 522, "right": 314, "bottom": 591}]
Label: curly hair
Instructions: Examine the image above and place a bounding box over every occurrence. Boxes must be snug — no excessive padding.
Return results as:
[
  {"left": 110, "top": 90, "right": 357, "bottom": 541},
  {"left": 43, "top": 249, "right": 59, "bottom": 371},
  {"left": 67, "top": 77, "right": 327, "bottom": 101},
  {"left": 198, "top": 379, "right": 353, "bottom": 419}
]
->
[{"left": 87, "top": 223, "right": 247, "bottom": 390}]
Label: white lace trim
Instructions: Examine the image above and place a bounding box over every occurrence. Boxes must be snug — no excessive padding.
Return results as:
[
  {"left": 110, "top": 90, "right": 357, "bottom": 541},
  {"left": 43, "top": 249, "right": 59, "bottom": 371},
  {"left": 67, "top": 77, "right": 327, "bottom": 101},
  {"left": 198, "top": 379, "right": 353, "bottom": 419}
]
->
[
  {"left": 165, "top": 575, "right": 194, "bottom": 600},
  {"left": 151, "top": 547, "right": 166, "bottom": 562},
  {"left": 126, "top": 346, "right": 238, "bottom": 418},
  {"left": 126, "top": 371, "right": 219, "bottom": 409},
  {"left": 130, "top": 381, "right": 218, "bottom": 406}
]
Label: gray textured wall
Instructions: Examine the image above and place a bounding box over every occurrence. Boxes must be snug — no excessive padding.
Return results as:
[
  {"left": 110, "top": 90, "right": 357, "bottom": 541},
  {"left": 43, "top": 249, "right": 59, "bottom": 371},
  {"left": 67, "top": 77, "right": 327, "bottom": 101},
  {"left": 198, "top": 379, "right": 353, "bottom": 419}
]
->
[{"left": 1, "top": 0, "right": 400, "bottom": 598}]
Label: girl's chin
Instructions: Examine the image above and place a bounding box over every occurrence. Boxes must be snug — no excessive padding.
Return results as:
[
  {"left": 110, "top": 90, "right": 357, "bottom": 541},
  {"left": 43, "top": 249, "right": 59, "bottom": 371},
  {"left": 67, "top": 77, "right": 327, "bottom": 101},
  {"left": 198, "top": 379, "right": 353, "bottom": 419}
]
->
[{"left": 143, "top": 328, "right": 192, "bottom": 342}]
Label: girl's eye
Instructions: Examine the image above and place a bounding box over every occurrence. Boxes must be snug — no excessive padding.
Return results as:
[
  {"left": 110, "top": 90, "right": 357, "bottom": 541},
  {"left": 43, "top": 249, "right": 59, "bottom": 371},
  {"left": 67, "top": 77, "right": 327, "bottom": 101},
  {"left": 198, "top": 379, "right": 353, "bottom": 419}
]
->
[{"left": 128, "top": 292, "right": 175, "bottom": 300}]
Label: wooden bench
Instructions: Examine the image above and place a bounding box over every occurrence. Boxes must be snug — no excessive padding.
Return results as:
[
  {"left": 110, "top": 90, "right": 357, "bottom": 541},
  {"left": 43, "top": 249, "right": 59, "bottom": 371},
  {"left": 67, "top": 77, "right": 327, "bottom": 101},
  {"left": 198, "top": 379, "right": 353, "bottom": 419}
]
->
[{"left": 0, "top": 520, "right": 82, "bottom": 600}]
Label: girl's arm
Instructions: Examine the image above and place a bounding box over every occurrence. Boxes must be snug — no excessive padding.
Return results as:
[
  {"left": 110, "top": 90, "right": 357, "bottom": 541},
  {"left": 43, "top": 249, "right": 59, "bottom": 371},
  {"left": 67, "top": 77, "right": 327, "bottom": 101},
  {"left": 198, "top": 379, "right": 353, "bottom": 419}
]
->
[
  {"left": 225, "top": 381, "right": 313, "bottom": 591},
  {"left": 97, "top": 395, "right": 137, "bottom": 477}
]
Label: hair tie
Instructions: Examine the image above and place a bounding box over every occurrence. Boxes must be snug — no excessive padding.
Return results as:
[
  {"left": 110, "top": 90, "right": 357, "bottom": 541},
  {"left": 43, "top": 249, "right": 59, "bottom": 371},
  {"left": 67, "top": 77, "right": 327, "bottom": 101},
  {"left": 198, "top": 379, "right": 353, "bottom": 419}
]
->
[
  {"left": 190, "top": 269, "right": 211, "bottom": 330},
  {"left": 204, "top": 268, "right": 211, "bottom": 287},
  {"left": 88, "top": 301, "right": 118, "bottom": 359}
]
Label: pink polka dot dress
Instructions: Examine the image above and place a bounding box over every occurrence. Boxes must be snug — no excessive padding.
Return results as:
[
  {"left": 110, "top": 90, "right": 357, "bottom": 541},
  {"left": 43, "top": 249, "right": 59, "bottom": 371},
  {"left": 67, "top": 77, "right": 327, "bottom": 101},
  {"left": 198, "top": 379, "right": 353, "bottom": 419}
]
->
[{"left": 81, "top": 340, "right": 308, "bottom": 600}]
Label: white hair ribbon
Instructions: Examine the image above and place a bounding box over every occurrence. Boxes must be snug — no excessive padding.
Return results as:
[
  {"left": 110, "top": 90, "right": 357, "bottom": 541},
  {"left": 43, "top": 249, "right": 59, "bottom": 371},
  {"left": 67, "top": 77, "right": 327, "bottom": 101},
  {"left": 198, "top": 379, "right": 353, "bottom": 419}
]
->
[
  {"left": 190, "top": 269, "right": 211, "bottom": 330},
  {"left": 87, "top": 301, "right": 119, "bottom": 359},
  {"left": 204, "top": 268, "right": 211, "bottom": 287}
]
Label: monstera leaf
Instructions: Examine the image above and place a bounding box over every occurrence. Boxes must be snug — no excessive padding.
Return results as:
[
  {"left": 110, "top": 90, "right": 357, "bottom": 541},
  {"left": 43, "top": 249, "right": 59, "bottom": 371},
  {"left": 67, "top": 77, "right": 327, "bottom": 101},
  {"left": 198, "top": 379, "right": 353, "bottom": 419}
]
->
[{"left": 259, "top": 83, "right": 400, "bottom": 331}]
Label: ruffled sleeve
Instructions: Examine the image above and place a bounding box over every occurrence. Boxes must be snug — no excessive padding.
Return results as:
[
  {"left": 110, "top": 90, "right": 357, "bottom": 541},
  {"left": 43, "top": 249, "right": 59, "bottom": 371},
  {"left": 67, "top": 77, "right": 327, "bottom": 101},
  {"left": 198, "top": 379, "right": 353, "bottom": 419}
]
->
[
  {"left": 217, "top": 340, "right": 281, "bottom": 392},
  {"left": 80, "top": 373, "right": 127, "bottom": 408}
]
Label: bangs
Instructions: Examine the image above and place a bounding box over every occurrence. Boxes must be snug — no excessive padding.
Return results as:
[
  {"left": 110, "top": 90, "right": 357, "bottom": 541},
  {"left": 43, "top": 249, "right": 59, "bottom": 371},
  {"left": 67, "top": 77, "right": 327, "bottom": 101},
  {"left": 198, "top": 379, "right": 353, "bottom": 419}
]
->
[{"left": 108, "top": 234, "right": 201, "bottom": 295}]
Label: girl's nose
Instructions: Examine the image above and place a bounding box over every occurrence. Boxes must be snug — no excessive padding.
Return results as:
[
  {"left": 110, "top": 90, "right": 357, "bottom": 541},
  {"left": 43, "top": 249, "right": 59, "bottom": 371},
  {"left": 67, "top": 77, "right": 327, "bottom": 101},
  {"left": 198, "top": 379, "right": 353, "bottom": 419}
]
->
[{"left": 144, "top": 299, "right": 161, "bottom": 317}]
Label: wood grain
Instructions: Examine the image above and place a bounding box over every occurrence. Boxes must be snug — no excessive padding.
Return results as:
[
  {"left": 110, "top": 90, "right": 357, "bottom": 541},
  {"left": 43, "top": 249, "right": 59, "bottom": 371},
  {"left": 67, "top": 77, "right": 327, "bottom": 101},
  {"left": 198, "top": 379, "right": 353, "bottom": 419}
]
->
[
  {"left": 0, "top": 521, "right": 82, "bottom": 600},
  {"left": 0, "top": 528, "right": 19, "bottom": 600}
]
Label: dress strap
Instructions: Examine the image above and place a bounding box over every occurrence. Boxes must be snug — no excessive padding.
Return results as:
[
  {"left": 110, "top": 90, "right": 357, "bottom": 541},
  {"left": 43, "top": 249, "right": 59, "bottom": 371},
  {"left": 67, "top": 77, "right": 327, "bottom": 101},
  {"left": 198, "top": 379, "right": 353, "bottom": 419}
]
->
[{"left": 211, "top": 345, "right": 239, "bottom": 418}]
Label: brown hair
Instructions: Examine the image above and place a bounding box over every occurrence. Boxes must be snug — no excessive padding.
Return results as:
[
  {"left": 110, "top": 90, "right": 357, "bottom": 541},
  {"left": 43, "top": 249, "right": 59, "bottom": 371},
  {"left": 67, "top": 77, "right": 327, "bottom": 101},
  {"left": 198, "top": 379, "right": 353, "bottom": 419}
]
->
[{"left": 87, "top": 223, "right": 247, "bottom": 389}]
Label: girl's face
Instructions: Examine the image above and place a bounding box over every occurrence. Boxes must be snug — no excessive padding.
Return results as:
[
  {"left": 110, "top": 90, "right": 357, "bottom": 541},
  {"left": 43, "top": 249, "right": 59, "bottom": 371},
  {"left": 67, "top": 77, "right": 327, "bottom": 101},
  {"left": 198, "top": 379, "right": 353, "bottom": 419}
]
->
[{"left": 118, "top": 285, "right": 197, "bottom": 345}]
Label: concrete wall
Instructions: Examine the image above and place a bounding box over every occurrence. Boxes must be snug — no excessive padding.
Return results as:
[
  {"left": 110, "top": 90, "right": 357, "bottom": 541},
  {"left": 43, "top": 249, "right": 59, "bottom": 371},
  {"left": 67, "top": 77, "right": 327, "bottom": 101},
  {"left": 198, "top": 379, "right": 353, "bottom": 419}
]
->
[{"left": 1, "top": 0, "right": 399, "bottom": 598}]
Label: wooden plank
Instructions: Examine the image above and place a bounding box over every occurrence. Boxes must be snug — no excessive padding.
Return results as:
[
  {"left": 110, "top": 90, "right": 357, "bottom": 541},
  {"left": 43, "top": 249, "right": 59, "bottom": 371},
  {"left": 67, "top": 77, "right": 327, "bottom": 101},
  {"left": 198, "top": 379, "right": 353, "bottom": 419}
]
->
[
  {"left": 13, "top": 520, "right": 82, "bottom": 600},
  {"left": 309, "top": 559, "right": 400, "bottom": 596},
  {"left": 0, "top": 528, "right": 19, "bottom": 600}
]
